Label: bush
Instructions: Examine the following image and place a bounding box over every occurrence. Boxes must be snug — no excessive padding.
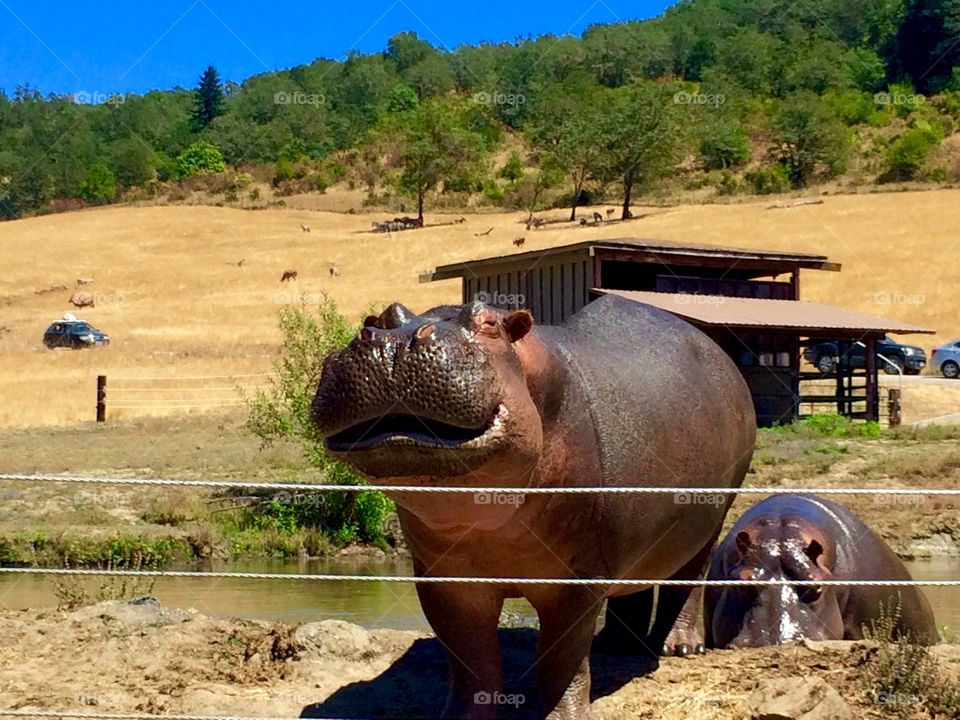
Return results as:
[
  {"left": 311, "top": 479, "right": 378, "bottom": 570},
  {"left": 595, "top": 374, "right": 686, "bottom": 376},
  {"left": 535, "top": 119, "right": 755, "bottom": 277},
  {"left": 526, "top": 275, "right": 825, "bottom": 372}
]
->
[
  {"left": 498, "top": 151, "right": 525, "bottom": 181},
  {"left": 78, "top": 163, "right": 117, "bottom": 203},
  {"left": 482, "top": 179, "right": 505, "bottom": 203},
  {"left": 246, "top": 296, "right": 394, "bottom": 544},
  {"left": 825, "top": 90, "right": 886, "bottom": 126},
  {"left": 745, "top": 164, "right": 792, "bottom": 194},
  {"left": 698, "top": 121, "right": 751, "bottom": 170},
  {"left": 771, "top": 92, "right": 850, "bottom": 186},
  {"left": 175, "top": 140, "right": 226, "bottom": 179},
  {"left": 885, "top": 126, "right": 939, "bottom": 180}
]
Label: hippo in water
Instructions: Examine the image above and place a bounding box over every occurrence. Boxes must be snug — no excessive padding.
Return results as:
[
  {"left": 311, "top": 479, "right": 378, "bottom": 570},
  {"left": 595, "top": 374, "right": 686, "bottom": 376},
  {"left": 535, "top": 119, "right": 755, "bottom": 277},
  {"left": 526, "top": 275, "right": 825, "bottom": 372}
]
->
[
  {"left": 705, "top": 495, "right": 938, "bottom": 648},
  {"left": 312, "top": 294, "right": 756, "bottom": 719}
]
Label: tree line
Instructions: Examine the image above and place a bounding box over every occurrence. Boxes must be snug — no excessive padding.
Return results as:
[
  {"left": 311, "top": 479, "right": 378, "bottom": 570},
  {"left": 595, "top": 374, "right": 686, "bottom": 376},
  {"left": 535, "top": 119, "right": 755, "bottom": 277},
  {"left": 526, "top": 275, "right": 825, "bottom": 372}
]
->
[{"left": 2, "top": 0, "right": 960, "bottom": 220}]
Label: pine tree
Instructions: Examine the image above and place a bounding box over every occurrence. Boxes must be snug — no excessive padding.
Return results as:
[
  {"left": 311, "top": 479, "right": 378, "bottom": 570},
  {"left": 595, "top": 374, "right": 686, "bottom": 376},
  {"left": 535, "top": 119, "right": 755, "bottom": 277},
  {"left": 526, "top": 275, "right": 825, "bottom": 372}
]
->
[{"left": 192, "top": 65, "right": 225, "bottom": 130}]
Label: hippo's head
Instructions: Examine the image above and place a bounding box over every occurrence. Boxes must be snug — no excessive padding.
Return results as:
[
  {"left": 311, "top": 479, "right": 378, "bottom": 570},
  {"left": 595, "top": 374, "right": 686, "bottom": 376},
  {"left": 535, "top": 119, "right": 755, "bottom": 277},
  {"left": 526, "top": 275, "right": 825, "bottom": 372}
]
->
[
  {"left": 311, "top": 301, "right": 542, "bottom": 480},
  {"left": 714, "top": 521, "right": 844, "bottom": 647}
]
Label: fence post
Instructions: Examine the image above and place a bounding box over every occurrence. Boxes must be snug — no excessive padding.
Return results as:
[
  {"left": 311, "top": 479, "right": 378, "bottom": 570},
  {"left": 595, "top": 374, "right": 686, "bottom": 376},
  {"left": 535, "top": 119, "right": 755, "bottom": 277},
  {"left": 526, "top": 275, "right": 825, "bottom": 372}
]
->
[
  {"left": 888, "top": 387, "right": 901, "bottom": 427},
  {"left": 96, "top": 375, "right": 106, "bottom": 422}
]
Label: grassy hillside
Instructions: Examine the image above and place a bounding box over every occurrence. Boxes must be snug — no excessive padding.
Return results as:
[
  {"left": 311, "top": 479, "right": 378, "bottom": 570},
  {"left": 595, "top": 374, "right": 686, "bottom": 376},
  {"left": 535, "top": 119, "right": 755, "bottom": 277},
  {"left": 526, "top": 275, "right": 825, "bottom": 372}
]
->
[{"left": 1, "top": 191, "right": 957, "bottom": 428}]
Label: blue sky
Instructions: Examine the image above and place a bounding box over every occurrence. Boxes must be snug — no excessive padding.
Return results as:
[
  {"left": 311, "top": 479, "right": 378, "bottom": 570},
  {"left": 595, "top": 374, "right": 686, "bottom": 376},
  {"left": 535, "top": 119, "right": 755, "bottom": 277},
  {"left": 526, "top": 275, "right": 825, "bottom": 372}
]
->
[{"left": 0, "top": 0, "right": 674, "bottom": 97}]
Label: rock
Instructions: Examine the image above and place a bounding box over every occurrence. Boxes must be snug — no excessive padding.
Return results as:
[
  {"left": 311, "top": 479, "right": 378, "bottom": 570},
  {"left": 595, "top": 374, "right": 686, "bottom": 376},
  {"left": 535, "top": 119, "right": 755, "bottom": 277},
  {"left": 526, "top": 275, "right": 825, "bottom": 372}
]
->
[
  {"left": 748, "top": 677, "right": 853, "bottom": 720},
  {"left": 294, "top": 620, "right": 380, "bottom": 662},
  {"left": 71, "top": 599, "right": 195, "bottom": 628}
]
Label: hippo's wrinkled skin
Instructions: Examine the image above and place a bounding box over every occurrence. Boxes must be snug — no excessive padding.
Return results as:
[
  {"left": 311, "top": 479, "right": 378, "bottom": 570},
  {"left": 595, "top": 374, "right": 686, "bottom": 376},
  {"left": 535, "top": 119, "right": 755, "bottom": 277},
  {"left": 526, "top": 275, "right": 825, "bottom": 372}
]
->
[
  {"left": 705, "top": 495, "right": 939, "bottom": 648},
  {"left": 312, "top": 294, "right": 756, "bottom": 719}
]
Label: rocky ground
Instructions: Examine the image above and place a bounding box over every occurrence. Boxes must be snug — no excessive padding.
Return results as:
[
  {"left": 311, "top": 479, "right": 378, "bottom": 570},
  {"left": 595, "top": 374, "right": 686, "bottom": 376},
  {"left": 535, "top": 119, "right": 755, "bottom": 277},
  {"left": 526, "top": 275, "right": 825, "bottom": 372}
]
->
[{"left": 1, "top": 599, "right": 958, "bottom": 719}]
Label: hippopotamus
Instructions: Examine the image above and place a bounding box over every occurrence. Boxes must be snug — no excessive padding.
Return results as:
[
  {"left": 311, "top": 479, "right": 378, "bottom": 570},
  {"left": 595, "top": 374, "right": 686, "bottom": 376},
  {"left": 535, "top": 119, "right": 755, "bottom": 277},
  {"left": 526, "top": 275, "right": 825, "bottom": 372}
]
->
[
  {"left": 311, "top": 294, "right": 756, "bottom": 719},
  {"left": 704, "top": 495, "right": 939, "bottom": 648}
]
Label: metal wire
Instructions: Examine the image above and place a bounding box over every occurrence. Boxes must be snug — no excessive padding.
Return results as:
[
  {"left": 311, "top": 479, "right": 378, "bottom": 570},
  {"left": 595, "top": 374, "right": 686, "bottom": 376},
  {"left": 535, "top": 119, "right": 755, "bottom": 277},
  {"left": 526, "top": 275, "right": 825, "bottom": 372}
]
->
[
  {"left": 0, "top": 711, "right": 338, "bottom": 720},
  {"left": 1, "top": 567, "right": 956, "bottom": 586},
  {"left": 1, "top": 472, "right": 958, "bottom": 496}
]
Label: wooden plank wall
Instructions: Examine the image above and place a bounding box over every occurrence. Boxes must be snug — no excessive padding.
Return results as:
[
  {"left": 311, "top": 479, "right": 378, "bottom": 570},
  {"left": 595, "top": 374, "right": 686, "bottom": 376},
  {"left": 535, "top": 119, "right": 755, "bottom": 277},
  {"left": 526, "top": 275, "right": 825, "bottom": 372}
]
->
[{"left": 462, "top": 257, "right": 593, "bottom": 325}]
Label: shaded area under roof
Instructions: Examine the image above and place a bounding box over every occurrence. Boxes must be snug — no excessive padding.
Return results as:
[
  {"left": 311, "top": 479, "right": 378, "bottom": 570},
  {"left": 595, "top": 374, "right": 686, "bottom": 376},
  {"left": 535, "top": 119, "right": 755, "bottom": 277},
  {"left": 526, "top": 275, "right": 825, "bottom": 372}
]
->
[
  {"left": 424, "top": 238, "right": 840, "bottom": 282},
  {"left": 595, "top": 289, "right": 935, "bottom": 336}
]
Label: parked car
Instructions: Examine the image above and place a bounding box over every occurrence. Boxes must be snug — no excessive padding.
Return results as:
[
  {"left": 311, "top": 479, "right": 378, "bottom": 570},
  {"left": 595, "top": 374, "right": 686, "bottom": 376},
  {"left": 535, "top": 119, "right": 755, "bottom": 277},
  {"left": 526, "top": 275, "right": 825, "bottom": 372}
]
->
[
  {"left": 43, "top": 317, "right": 110, "bottom": 349},
  {"left": 803, "top": 336, "right": 926, "bottom": 375},
  {"left": 931, "top": 339, "right": 960, "bottom": 379}
]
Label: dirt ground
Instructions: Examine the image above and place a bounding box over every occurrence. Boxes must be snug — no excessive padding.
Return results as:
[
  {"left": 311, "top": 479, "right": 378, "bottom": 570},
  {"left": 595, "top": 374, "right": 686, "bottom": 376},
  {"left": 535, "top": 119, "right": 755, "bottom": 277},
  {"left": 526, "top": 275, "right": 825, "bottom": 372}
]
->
[{"left": 0, "top": 599, "right": 957, "bottom": 719}]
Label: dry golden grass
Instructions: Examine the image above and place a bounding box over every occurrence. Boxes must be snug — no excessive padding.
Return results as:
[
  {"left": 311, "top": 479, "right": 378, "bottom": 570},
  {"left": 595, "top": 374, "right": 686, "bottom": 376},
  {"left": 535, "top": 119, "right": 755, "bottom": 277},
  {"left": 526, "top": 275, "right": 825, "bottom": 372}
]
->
[{"left": 2, "top": 189, "right": 958, "bottom": 428}]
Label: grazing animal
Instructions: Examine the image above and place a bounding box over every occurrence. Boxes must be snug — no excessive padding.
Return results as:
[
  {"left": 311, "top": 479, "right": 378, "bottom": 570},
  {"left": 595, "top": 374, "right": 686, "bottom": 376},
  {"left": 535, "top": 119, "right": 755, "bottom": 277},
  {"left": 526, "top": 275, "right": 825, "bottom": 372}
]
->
[
  {"left": 280, "top": 269, "right": 298, "bottom": 283},
  {"left": 69, "top": 291, "right": 95, "bottom": 309},
  {"left": 593, "top": 211, "right": 603, "bottom": 223},
  {"left": 329, "top": 266, "right": 340, "bottom": 277},
  {"left": 705, "top": 495, "right": 939, "bottom": 648},
  {"left": 579, "top": 217, "right": 588, "bottom": 226},
  {"left": 513, "top": 236, "right": 526, "bottom": 248},
  {"left": 76, "top": 277, "right": 94, "bottom": 286},
  {"left": 311, "top": 295, "right": 756, "bottom": 718},
  {"left": 526, "top": 217, "right": 546, "bottom": 231},
  {"left": 474, "top": 227, "right": 494, "bottom": 237},
  {"left": 236, "top": 259, "right": 246, "bottom": 267},
  {"left": 606, "top": 208, "right": 615, "bottom": 219},
  {"left": 300, "top": 223, "right": 311, "bottom": 233},
  {"left": 454, "top": 216, "right": 466, "bottom": 224}
]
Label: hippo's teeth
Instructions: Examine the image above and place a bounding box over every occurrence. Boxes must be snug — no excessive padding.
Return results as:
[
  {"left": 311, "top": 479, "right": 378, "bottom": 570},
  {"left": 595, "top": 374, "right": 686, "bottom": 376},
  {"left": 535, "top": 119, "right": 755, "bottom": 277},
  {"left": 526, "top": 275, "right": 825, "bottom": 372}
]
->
[{"left": 325, "top": 404, "right": 508, "bottom": 452}]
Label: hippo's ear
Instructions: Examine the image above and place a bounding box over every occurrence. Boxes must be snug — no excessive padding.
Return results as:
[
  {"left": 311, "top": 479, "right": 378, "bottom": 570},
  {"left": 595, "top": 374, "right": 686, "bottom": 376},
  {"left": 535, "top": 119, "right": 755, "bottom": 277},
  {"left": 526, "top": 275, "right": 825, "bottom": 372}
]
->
[
  {"left": 363, "top": 315, "right": 379, "bottom": 328},
  {"left": 503, "top": 310, "right": 533, "bottom": 343},
  {"left": 735, "top": 531, "right": 753, "bottom": 557}
]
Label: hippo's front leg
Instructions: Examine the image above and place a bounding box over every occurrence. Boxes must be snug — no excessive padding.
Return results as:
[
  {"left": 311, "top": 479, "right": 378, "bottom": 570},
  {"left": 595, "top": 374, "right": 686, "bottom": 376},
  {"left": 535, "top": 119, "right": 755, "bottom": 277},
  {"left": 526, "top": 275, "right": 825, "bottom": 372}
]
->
[
  {"left": 531, "top": 589, "right": 604, "bottom": 720},
  {"left": 415, "top": 582, "right": 504, "bottom": 720}
]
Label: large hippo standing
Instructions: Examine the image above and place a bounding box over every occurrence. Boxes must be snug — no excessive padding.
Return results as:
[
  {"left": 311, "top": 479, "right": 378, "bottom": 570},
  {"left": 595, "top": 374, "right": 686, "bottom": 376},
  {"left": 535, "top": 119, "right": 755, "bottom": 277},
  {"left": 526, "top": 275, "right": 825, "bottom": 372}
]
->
[
  {"left": 705, "top": 495, "right": 939, "bottom": 648},
  {"left": 311, "top": 294, "right": 756, "bottom": 719}
]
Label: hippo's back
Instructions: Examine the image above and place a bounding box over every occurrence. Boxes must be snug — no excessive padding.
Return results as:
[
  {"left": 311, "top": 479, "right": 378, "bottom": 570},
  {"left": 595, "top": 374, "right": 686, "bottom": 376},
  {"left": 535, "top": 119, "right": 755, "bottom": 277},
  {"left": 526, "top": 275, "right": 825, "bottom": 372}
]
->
[{"left": 539, "top": 293, "right": 756, "bottom": 491}]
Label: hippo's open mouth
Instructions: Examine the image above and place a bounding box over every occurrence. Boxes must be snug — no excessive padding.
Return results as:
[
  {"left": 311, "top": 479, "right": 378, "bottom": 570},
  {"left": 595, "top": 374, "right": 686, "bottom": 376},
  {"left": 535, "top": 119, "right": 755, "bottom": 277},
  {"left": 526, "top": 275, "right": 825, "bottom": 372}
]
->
[{"left": 325, "top": 404, "right": 508, "bottom": 453}]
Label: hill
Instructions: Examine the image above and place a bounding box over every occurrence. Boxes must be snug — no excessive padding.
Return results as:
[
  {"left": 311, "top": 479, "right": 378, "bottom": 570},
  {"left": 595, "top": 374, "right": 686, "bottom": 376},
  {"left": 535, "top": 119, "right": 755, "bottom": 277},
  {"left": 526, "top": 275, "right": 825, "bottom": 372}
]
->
[{"left": 0, "top": 192, "right": 956, "bottom": 428}]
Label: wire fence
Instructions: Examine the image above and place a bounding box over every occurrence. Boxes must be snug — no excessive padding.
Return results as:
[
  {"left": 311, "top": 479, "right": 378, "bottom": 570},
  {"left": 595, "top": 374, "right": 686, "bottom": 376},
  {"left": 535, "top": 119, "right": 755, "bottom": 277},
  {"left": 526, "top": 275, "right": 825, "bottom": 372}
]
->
[{"left": 97, "top": 374, "right": 271, "bottom": 418}]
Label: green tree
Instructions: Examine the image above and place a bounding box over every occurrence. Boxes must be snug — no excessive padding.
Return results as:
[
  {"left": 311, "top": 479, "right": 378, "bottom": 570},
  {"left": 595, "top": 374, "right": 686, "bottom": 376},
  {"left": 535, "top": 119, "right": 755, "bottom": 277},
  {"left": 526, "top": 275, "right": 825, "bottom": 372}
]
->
[
  {"left": 770, "top": 92, "right": 850, "bottom": 187},
  {"left": 592, "top": 82, "right": 689, "bottom": 219},
  {"left": 108, "top": 138, "right": 156, "bottom": 187},
  {"left": 386, "top": 84, "right": 419, "bottom": 113},
  {"left": 78, "top": 163, "right": 117, "bottom": 203},
  {"left": 376, "top": 98, "right": 486, "bottom": 222},
  {"left": 192, "top": 65, "right": 225, "bottom": 130},
  {"left": 175, "top": 140, "right": 227, "bottom": 178},
  {"left": 893, "top": 0, "right": 960, "bottom": 93}
]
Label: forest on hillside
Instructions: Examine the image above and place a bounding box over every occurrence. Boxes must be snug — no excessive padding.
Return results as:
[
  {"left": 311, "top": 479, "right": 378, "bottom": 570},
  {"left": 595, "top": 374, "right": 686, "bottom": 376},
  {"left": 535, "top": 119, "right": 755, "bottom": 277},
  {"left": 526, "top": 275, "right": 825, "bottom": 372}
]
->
[{"left": 2, "top": 0, "right": 960, "bottom": 220}]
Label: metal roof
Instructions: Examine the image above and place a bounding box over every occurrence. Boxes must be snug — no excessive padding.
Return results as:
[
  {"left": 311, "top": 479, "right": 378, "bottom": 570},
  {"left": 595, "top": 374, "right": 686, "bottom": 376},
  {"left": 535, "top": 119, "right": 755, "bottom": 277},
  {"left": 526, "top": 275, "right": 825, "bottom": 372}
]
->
[
  {"left": 424, "top": 238, "right": 839, "bottom": 281},
  {"left": 595, "top": 290, "right": 935, "bottom": 336}
]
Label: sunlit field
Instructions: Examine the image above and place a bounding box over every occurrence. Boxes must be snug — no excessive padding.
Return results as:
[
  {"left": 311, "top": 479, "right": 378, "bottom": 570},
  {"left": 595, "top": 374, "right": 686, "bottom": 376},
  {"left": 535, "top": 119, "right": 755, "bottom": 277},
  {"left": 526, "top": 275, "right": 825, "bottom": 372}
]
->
[{"left": 2, "top": 189, "right": 959, "bottom": 427}]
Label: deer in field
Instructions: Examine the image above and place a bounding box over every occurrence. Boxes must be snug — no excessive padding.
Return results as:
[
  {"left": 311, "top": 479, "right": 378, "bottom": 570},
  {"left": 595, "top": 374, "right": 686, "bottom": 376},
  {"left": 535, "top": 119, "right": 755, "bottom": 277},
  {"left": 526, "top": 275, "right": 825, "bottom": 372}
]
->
[
  {"left": 280, "top": 269, "right": 298, "bottom": 282},
  {"left": 513, "top": 237, "right": 526, "bottom": 248},
  {"left": 301, "top": 223, "right": 311, "bottom": 233},
  {"left": 606, "top": 208, "right": 615, "bottom": 219},
  {"left": 593, "top": 211, "right": 603, "bottom": 223},
  {"left": 329, "top": 266, "right": 340, "bottom": 277}
]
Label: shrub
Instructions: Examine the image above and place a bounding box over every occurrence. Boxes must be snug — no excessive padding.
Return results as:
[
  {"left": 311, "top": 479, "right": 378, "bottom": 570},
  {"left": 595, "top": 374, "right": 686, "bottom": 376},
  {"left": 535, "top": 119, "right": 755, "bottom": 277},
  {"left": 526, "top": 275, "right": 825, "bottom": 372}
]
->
[
  {"left": 498, "top": 151, "right": 525, "bottom": 181},
  {"left": 698, "top": 121, "right": 751, "bottom": 170},
  {"left": 175, "top": 140, "right": 226, "bottom": 179},
  {"left": 78, "top": 163, "right": 117, "bottom": 203},
  {"left": 482, "top": 179, "right": 505, "bottom": 203},
  {"left": 885, "top": 126, "right": 939, "bottom": 180},
  {"left": 771, "top": 92, "right": 850, "bottom": 186},
  {"left": 246, "top": 296, "right": 394, "bottom": 544},
  {"left": 745, "top": 164, "right": 792, "bottom": 194}
]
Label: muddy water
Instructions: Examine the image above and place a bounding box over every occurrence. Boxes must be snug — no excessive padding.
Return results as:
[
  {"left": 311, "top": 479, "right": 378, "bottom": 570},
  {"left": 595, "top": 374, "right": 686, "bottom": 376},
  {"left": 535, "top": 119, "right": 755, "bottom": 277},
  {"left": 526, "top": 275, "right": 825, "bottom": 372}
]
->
[{"left": 1, "top": 557, "right": 957, "bottom": 634}]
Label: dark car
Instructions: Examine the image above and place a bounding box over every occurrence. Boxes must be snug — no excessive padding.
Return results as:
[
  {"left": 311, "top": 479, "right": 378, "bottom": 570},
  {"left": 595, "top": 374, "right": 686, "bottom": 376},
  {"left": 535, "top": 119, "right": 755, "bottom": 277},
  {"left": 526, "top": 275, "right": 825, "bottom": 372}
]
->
[
  {"left": 43, "top": 319, "right": 110, "bottom": 349},
  {"left": 803, "top": 336, "right": 926, "bottom": 375}
]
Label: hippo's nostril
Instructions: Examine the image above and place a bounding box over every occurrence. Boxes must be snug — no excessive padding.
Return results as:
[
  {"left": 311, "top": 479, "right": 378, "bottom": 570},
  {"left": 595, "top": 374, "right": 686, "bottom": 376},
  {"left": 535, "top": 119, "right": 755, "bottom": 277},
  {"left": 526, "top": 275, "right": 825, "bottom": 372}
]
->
[{"left": 414, "top": 323, "right": 436, "bottom": 344}]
